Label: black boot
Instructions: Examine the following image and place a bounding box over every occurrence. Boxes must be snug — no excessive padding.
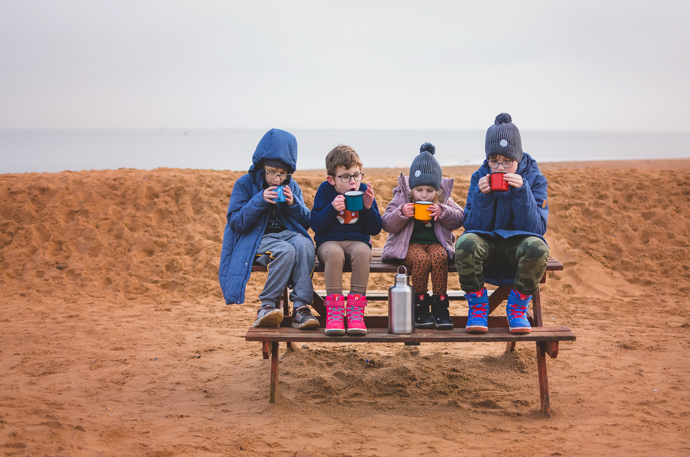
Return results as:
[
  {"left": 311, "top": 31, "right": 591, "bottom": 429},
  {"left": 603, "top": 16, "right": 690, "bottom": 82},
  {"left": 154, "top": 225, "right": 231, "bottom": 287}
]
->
[
  {"left": 414, "top": 293, "right": 434, "bottom": 329},
  {"left": 431, "top": 294, "right": 453, "bottom": 330}
]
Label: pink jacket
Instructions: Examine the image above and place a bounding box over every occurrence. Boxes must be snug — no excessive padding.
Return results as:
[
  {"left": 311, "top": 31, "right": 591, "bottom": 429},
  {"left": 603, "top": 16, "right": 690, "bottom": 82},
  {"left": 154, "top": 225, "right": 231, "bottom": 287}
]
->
[{"left": 382, "top": 173, "right": 464, "bottom": 261}]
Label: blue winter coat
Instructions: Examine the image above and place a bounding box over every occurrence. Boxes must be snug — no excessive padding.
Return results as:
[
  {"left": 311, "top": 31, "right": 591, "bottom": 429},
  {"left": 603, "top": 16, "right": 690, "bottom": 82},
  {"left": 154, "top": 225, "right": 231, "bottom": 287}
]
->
[
  {"left": 218, "top": 129, "right": 312, "bottom": 304},
  {"left": 462, "top": 152, "right": 549, "bottom": 285}
]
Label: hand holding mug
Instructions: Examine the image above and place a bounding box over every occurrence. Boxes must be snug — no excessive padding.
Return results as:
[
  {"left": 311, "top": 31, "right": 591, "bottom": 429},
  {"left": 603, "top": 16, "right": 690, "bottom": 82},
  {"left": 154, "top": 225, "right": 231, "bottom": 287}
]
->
[
  {"left": 264, "top": 186, "right": 281, "bottom": 204},
  {"left": 478, "top": 176, "right": 491, "bottom": 194},
  {"left": 332, "top": 194, "right": 346, "bottom": 212},
  {"left": 362, "top": 183, "right": 375, "bottom": 210},
  {"left": 402, "top": 202, "right": 415, "bottom": 218},
  {"left": 428, "top": 204, "right": 443, "bottom": 220},
  {"left": 281, "top": 186, "right": 294, "bottom": 205},
  {"left": 503, "top": 173, "right": 524, "bottom": 189}
]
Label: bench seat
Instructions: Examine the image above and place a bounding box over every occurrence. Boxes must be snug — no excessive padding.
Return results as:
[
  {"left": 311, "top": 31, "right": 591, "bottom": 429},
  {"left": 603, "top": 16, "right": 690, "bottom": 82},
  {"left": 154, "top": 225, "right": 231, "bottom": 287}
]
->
[
  {"left": 247, "top": 326, "right": 575, "bottom": 344},
  {"left": 246, "top": 247, "right": 573, "bottom": 417}
]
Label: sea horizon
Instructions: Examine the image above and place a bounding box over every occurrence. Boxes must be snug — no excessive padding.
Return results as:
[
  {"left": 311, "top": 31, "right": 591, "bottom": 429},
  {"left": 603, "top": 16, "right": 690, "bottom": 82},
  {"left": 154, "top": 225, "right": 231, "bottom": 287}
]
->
[{"left": 2, "top": 128, "right": 690, "bottom": 174}]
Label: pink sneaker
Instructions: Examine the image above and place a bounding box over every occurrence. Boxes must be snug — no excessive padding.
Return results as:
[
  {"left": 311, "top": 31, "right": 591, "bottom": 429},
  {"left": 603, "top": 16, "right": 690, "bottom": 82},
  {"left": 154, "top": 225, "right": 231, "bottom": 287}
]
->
[
  {"left": 346, "top": 294, "right": 367, "bottom": 336},
  {"left": 324, "top": 294, "right": 346, "bottom": 336}
]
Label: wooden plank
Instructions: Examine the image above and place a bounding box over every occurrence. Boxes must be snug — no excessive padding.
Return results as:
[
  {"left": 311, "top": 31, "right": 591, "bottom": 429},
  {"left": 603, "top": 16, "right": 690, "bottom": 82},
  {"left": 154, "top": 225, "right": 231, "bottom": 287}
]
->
[
  {"left": 252, "top": 248, "right": 564, "bottom": 274},
  {"left": 246, "top": 326, "right": 575, "bottom": 344},
  {"left": 314, "top": 289, "right": 470, "bottom": 301}
]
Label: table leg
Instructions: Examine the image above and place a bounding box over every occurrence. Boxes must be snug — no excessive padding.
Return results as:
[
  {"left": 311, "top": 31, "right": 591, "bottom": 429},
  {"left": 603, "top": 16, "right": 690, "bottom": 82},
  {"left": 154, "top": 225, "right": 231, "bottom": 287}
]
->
[
  {"left": 537, "top": 341, "right": 552, "bottom": 417},
  {"left": 269, "top": 342, "right": 280, "bottom": 403}
]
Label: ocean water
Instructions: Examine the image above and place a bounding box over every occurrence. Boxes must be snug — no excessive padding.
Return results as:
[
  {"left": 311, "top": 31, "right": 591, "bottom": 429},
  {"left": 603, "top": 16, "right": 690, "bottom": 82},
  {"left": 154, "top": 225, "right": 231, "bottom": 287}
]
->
[{"left": 1, "top": 128, "right": 690, "bottom": 174}]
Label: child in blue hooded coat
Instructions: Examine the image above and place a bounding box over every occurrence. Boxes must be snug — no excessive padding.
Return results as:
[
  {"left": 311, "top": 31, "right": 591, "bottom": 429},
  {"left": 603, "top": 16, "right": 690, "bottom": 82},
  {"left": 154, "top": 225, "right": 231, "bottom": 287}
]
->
[
  {"left": 455, "top": 113, "right": 550, "bottom": 335},
  {"left": 219, "top": 129, "right": 319, "bottom": 330}
]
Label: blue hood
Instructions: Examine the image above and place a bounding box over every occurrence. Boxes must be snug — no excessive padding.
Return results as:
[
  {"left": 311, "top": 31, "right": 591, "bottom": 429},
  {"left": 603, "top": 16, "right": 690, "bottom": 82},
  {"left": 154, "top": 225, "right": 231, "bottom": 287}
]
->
[{"left": 249, "top": 128, "right": 298, "bottom": 174}]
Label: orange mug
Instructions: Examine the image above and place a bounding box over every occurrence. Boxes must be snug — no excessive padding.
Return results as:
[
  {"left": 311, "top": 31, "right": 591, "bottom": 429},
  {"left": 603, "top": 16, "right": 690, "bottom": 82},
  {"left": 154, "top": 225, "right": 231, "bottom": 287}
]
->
[{"left": 414, "top": 201, "right": 433, "bottom": 221}]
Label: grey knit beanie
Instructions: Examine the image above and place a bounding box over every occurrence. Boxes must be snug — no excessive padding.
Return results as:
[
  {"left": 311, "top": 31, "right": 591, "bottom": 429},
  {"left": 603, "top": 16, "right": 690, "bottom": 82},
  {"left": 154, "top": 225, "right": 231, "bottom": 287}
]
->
[
  {"left": 409, "top": 142, "right": 442, "bottom": 190},
  {"left": 485, "top": 113, "right": 523, "bottom": 162}
]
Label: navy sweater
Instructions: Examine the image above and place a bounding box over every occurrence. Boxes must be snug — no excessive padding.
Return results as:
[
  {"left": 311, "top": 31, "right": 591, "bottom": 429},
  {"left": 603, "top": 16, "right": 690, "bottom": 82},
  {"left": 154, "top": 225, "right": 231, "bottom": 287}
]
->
[{"left": 310, "top": 181, "right": 383, "bottom": 248}]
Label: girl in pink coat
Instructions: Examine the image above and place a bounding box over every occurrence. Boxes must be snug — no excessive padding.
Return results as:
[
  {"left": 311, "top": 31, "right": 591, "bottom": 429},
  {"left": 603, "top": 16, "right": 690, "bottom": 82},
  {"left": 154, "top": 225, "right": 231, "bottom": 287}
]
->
[{"left": 382, "top": 143, "right": 464, "bottom": 329}]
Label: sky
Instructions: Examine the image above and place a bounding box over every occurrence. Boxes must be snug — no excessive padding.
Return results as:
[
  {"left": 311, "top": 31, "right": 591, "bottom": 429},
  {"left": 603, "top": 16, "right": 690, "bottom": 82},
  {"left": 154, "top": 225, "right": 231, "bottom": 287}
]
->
[{"left": 1, "top": 0, "right": 689, "bottom": 133}]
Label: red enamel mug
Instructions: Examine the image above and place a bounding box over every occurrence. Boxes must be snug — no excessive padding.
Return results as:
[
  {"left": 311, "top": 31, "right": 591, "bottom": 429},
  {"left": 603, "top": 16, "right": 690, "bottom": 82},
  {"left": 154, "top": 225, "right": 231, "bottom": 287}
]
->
[{"left": 489, "top": 172, "right": 510, "bottom": 192}]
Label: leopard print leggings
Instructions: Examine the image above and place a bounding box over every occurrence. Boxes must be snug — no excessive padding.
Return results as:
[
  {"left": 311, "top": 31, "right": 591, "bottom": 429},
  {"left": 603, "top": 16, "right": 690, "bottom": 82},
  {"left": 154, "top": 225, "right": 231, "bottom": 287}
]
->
[{"left": 403, "top": 243, "right": 448, "bottom": 295}]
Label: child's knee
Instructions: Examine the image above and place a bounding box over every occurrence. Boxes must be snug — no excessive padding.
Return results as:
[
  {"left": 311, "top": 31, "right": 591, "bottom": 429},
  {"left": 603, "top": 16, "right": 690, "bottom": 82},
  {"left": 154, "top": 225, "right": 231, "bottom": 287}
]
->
[
  {"left": 295, "top": 236, "right": 315, "bottom": 255},
  {"left": 350, "top": 242, "right": 372, "bottom": 262},
  {"left": 519, "top": 237, "right": 549, "bottom": 261},
  {"left": 321, "top": 246, "right": 345, "bottom": 265},
  {"left": 274, "top": 244, "right": 296, "bottom": 263},
  {"left": 455, "top": 234, "right": 485, "bottom": 259}
]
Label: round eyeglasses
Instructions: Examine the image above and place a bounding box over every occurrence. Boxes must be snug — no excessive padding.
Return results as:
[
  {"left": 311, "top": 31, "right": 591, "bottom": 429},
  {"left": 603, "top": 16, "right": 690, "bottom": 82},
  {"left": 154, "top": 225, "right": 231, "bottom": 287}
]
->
[
  {"left": 334, "top": 172, "right": 364, "bottom": 183},
  {"left": 488, "top": 159, "right": 515, "bottom": 169},
  {"left": 265, "top": 171, "right": 291, "bottom": 180}
]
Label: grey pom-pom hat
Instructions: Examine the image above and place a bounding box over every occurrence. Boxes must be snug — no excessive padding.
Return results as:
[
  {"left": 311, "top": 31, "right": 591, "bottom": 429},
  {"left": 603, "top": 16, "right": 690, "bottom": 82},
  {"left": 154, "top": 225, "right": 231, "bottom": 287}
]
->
[
  {"left": 409, "top": 142, "right": 443, "bottom": 191},
  {"left": 485, "top": 113, "right": 523, "bottom": 162}
]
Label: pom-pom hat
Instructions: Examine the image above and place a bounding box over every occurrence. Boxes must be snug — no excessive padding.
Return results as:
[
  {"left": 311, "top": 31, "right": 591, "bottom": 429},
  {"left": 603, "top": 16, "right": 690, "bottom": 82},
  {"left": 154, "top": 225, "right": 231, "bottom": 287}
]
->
[
  {"left": 409, "top": 142, "right": 443, "bottom": 191},
  {"left": 485, "top": 113, "right": 523, "bottom": 162}
]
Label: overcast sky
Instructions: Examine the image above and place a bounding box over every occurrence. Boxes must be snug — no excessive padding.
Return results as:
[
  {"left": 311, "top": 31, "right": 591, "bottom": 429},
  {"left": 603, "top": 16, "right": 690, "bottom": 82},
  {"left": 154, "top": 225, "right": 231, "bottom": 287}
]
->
[{"left": 1, "top": 1, "right": 689, "bottom": 132}]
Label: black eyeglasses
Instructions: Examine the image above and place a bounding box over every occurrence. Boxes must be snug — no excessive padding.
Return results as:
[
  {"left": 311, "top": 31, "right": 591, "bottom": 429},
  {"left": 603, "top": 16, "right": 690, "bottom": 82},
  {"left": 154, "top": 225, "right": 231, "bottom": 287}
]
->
[
  {"left": 265, "top": 171, "right": 291, "bottom": 180},
  {"left": 488, "top": 159, "right": 515, "bottom": 169},
  {"left": 333, "top": 172, "right": 364, "bottom": 183}
]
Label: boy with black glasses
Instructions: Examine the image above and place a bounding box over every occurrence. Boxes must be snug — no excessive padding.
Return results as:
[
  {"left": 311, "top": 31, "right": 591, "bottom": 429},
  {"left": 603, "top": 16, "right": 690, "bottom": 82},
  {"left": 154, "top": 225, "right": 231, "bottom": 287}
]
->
[
  {"left": 311, "top": 145, "right": 383, "bottom": 336},
  {"left": 219, "top": 128, "right": 319, "bottom": 330},
  {"left": 455, "top": 113, "right": 550, "bottom": 335}
]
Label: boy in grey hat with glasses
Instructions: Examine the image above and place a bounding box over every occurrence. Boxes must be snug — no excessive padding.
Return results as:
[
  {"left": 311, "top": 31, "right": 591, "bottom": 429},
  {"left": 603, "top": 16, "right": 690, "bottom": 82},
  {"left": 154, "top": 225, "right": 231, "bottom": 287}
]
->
[{"left": 455, "top": 113, "right": 550, "bottom": 335}]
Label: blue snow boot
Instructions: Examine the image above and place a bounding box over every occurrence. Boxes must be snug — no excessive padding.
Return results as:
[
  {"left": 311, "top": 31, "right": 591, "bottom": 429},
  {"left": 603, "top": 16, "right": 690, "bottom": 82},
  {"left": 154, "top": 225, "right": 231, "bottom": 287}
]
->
[
  {"left": 465, "top": 288, "right": 489, "bottom": 334},
  {"left": 506, "top": 289, "right": 532, "bottom": 334}
]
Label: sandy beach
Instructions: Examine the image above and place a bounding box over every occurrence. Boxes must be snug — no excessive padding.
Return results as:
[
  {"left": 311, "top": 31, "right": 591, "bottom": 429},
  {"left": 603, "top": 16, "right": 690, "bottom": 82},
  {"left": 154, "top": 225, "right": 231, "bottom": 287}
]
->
[{"left": 1, "top": 159, "right": 690, "bottom": 456}]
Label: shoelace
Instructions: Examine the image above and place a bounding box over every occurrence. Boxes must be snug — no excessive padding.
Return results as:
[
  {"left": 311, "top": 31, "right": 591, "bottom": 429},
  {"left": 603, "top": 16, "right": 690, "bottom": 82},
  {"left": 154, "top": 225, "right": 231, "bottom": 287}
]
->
[
  {"left": 507, "top": 303, "right": 528, "bottom": 320},
  {"left": 468, "top": 302, "right": 488, "bottom": 320},
  {"left": 347, "top": 305, "right": 365, "bottom": 323},
  {"left": 326, "top": 306, "right": 345, "bottom": 325}
]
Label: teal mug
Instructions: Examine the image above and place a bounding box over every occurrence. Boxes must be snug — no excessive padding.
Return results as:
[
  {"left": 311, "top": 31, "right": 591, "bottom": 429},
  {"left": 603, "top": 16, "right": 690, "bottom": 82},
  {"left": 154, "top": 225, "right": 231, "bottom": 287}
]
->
[{"left": 344, "top": 190, "right": 363, "bottom": 211}]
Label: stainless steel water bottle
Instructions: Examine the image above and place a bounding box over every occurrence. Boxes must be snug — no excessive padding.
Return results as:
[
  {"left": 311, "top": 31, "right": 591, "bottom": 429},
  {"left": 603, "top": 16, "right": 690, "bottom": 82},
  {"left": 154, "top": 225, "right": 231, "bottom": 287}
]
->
[{"left": 388, "top": 265, "right": 415, "bottom": 334}]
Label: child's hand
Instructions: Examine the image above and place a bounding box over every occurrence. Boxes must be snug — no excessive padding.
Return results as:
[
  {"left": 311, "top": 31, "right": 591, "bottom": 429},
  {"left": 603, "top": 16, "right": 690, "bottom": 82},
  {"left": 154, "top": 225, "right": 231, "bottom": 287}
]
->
[
  {"left": 402, "top": 203, "right": 415, "bottom": 218},
  {"left": 263, "top": 186, "right": 279, "bottom": 204},
  {"left": 478, "top": 176, "right": 491, "bottom": 194},
  {"left": 429, "top": 204, "right": 443, "bottom": 220},
  {"left": 282, "top": 186, "right": 294, "bottom": 205},
  {"left": 332, "top": 195, "right": 346, "bottom": 211},
  {"left": 504, "top": 173, "right": 524, "bottom": 189},
  {"left": 363, "top": 183, "right": 375, "bottom": 209}
]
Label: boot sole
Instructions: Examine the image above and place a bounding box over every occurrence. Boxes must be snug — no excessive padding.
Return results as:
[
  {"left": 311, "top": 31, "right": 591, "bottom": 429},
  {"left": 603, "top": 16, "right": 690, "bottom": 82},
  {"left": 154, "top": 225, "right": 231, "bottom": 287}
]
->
[
  {"left": 325, "top": 328, "right": 346, "bottom": 336},
  {"left": 415, "top": 322, "right": 435, "bottom": 329},
  {"left": 466, "top": 326, "right": 488, "bottom": 334},
  {"left": 346, "top": 328, "right": 367, "bottom": 336},
  {"left": 435, "top": 324, "right": 454, "bottom": 330},
  {"left": 253, "top": 310, "right": 284, "bottom": 328},
  {"left": 292, "top": 319, "right": 320, "bottom": 330},
  {"left": 510, "top": 327, "right": 532, "bottom": 334}
]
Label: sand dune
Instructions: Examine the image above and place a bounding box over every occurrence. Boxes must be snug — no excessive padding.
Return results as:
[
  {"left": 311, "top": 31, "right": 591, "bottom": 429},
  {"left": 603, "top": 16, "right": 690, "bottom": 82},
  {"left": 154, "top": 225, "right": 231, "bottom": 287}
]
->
[{"left": 1, "top": 160, "right": 689, "bottom": 455}]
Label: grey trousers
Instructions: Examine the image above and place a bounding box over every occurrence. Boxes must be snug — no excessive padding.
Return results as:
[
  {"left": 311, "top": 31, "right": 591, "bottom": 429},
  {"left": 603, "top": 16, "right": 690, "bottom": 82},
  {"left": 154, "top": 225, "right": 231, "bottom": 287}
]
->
[{"left": 254, "top": 231, "right": 315, "bottom": 309}]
